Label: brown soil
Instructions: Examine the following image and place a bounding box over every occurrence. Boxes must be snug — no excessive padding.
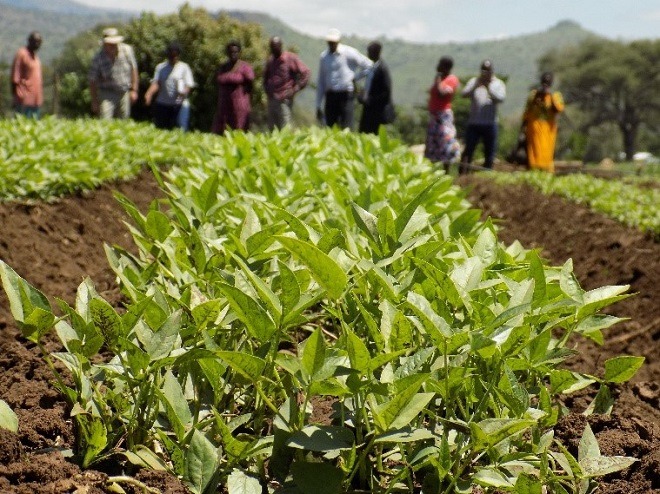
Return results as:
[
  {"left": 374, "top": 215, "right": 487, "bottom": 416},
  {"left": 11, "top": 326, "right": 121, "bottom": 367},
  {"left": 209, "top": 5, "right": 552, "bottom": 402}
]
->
[{"left": 0, "top": 169, "right": 657, "bottom": 493}]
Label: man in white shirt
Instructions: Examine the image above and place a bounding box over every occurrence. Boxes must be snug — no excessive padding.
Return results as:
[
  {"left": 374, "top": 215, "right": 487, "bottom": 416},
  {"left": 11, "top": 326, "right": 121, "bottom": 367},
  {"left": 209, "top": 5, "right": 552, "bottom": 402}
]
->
[
  {"left": 460, "top": 59, "right": 506, "bottom": 170},
  {"left": 144, "top": 42, "right": 195, "bottom": 130},
  {"left": 316, "top": 28, "right": 373, "bottom": 129}
]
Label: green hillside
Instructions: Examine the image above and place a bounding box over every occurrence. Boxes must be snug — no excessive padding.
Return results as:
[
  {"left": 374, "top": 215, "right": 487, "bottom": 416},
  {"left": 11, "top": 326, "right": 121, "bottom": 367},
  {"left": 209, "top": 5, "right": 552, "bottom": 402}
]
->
[{"left": 0, "top": 1, "right": 130, "bottom": 63}]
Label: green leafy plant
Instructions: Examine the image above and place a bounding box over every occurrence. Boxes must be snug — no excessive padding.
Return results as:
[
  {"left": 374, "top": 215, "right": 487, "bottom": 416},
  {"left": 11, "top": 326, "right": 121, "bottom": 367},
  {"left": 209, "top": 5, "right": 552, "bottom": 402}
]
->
[{"left": 0, "top": 126, "right": 643, "bottom": 493}]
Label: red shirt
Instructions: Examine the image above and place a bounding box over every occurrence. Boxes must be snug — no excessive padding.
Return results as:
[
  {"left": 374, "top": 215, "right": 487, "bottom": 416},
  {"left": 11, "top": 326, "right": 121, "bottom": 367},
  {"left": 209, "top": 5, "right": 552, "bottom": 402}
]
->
[
  {"left": 428, "top": 73, "right": 459, "bottom": 113},
  {"left": 12, "top": 46, "right": 43, "bottom": 107},
  {"left": 264, "top": 52, "right": 311, "bottom": 101}
]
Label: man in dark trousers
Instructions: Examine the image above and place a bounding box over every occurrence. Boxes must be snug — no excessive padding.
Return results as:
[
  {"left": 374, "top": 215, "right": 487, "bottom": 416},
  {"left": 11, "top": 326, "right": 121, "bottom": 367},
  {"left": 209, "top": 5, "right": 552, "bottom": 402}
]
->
[{"left": 358, "top": 41, "right": 394, "bottom": 134}]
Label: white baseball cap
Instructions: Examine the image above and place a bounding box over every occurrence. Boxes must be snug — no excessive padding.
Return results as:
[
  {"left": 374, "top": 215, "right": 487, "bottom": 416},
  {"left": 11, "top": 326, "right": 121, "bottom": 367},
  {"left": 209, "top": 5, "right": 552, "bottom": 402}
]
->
[{"left": 325, "top": 28, "right": 341, "bottom": 43}]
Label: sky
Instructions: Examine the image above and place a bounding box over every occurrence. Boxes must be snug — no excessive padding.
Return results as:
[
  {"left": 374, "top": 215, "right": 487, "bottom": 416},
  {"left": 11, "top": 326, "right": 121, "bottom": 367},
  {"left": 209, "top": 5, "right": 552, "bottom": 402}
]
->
[{"left": 73, "top": 0, "right": 660, "bottom": 44}]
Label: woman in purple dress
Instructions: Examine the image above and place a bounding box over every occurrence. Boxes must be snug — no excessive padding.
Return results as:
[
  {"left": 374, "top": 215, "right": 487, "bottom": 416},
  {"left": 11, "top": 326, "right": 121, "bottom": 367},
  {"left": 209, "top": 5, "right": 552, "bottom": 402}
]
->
[{"left": 212, "top": 41, "right": 255, "bottom": 135}]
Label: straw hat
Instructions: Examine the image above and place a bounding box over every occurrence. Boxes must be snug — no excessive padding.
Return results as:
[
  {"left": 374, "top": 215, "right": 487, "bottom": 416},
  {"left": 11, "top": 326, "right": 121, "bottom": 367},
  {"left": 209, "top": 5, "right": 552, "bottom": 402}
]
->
[{"left": 102, "top": 27, "right": 124, "bottom": 44}]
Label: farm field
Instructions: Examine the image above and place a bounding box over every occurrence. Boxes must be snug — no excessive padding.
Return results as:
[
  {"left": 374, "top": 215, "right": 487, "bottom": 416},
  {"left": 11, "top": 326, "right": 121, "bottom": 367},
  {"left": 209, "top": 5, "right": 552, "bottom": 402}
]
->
[{"left": 0, "top": 127, "right": 658, "bottom": 493}]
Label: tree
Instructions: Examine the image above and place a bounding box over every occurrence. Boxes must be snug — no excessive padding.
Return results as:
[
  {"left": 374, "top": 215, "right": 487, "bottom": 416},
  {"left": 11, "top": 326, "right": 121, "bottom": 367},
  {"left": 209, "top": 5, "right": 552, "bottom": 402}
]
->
[
  {"left": 53, "top": 4, "right": 268, "bottom": 131},
  {"left": 540, "top": 38, "right": 660, "bottom": 160}
]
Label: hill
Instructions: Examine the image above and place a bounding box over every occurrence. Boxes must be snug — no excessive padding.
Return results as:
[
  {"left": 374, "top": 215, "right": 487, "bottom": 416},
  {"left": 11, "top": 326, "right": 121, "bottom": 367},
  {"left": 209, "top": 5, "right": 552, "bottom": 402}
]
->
[{"left": 0, "top": 0, "right": 130, "bottom": 63}]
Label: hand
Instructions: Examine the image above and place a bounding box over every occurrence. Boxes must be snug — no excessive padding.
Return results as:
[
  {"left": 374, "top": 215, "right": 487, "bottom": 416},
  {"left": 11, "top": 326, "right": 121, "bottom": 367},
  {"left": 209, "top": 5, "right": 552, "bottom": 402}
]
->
[{"left": 129, "top": 89, "right": 138, "bottom": 104}]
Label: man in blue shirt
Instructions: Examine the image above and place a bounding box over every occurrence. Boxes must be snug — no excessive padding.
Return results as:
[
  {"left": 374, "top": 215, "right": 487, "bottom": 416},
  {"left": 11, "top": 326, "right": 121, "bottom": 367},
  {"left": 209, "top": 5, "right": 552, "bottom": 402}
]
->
[{"left": 316, "top": 28, "right": 372, "bottom": 129}]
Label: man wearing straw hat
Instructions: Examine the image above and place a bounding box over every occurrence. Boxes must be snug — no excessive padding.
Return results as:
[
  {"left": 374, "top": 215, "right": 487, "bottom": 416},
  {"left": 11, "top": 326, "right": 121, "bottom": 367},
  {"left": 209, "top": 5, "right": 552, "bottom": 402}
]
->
[{"left": 88, "top": 27, "right": 138, "bottom": 119}]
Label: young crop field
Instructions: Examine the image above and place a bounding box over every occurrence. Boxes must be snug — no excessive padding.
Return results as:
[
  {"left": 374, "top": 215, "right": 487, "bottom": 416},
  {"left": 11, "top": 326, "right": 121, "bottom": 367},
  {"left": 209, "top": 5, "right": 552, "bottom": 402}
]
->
[{"left": 0, "top": 119, "right": 658, "bottom": 494}]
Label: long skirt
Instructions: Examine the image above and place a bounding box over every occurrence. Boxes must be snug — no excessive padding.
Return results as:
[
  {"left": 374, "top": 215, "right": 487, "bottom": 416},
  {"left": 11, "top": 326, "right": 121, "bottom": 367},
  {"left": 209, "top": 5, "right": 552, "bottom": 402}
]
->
[{"left": 424, "top": 109, "right": 461, "bottom": 164}]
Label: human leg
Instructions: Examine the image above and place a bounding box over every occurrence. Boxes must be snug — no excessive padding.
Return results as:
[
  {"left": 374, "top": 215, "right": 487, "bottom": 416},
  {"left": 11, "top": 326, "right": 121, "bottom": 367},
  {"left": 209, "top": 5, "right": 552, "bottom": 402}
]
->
[{"left": 482, "top": 124, "right": 498, "bottom": 169}]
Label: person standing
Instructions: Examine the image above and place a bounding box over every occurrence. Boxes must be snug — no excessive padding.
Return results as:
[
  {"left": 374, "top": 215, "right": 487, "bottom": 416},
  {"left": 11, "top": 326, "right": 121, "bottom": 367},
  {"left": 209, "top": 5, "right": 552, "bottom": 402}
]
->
[
  {"left": 11, "top": 32, "right": 43, "bottom": 118},
  {"left": 263, "top": 36, "right": 311, "bottom": 130},
  {"left": 460, "top": 59, "right": 506, "bottom": 170},
  {"left": 212, "top": 41, "right": 255, "bottom": 135},
  {"left": 144, "top": 42, "right": 195, "bottom": 131},
  {"left": 424, "top": 56, "right": 461, "bottom": 171},
  {"left": 358, "top": 41, "right": 394, "bottom": 134},
  {"left": 522, "top": 72, "right": 564, "bottom": 172},
  {"left": 88, "top": 27, "right": 138, "bottom": 119},
  {"left": 316, "top": 28, "right": 372, "bottom": 129}
]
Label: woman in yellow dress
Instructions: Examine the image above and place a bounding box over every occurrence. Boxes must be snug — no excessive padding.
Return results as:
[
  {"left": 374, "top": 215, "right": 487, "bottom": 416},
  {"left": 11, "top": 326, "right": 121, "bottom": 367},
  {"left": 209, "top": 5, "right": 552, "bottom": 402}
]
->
[{"left": 523, "top": 72, "right": 564, "bottom": 172}]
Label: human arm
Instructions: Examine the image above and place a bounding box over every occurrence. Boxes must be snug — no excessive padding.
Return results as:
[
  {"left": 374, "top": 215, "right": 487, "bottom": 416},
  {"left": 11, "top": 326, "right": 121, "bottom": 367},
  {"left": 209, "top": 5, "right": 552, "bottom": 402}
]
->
[
  {"left": 437, "top": 74, "right": 459, "bottom": 96},
  {"left": 551, "top": 91, "right": 564, "bottom": 113},
  {"left": 291, "top": 55, "right": 311, "bottom": 95},
  {"left": 144, "top": 81, "right": 159, "bottom": 106},
  {"left": 124, "top": 44, "right": 139, "bottom": 104},
  {"left": 89, "top": 80, "right": 100, "bottom": 115},
  {"left": 487, "top": 78, "right": 506, "bottom": 103},
  {"left": 461, "top": 77, "right": 477, "bottom": 97},
  {"left": 316, "top": 56, "right": 326, "bottom": 115},
  {"left": 347, "top": 46, "right": 373, "bottom": 82},
  {"left": 10, "top": 51, "right": 22, "bottom": 97}
]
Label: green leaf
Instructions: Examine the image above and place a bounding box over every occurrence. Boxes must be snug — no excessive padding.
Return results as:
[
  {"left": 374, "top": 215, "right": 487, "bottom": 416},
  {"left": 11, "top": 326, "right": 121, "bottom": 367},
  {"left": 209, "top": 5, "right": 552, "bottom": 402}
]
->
[
  {"left": 301, "top": 328, "right": 326, "bottom": 382},
  {"left": 286, "top": 425, "right": 355, "bottom": 452},
  {"left": 559, "top": 260, "right": 583, "bottom": 303},
  {"left": 276, "top": 236, "right": 347, "bottom": 299},
  {"left": 0, "top": 399, "right": 18, "bottom": 433},
  {"left": 513, "top": 472, "right": 542, "bottom": 494},
  {"left": 449, "top": 209, "right": 481, "bottom": 237},
  {"left": 145, "top": 210, "right": 173, "bottom": 242},
  {"left": 580, "top": 455, "right": 638, "bottom": 478},
  {"left": 0, "top": 260, "right": 54, "bottom": 342},
  {"left": 584, "top": 385, "right": 614, "bottom": 416},
  {"left": 346, "top": 330, "right": 371, "bottom": 374},
  {"left": 374, "top": 427, "right": 435, "bottom": 443},
  {"left": 603, "top": 356, "right": 644, "bottom": 383},
  {"left": 184, "top": 430, "right": 219, "bottom": 494},
  {"left": 218, "top": 283, "right": 276, "bottom": 342},
  {"left": 470, "top": 419, "right": 536, "bottom": 451},
  {"left": 473, "top": 468, "right": 514, "bottom": 488},
  {"left": 395, "top": 181, "right": 437, "bottom": 240},
  {"left": 161, "top": 371, "right": 192, "bottom": 438},
  {"left": 89, "top": 298, "right": 122, "bottom": 349},
  {"left": 578, "top": 285, "right": 630, "bottom": 318},
  {"left": 351, "top": 202, "right": 381, "bottom": 247},
  {"left": 227, "top": 469, "right": 262, "bottom": 494},
  {"left": 216, "top": 351, "right": 266, "bottom": 382},
  {"left": 78, "top": 415, "right": 108, "bottom": 468},
  {"left": 372, "top": 373, "right": 431, "bottom": 432},
  {"left": 146, "top": 310, "right": 182, "bottom": 361},
  {"left": 575, "top": 315, "right": 626, "bottom": 345},
  {"left": 578, "top": 423, "right": 600, "bottom": 461},
  {"left": 291, "top": 462, "right": 344, "bottom": 494}
]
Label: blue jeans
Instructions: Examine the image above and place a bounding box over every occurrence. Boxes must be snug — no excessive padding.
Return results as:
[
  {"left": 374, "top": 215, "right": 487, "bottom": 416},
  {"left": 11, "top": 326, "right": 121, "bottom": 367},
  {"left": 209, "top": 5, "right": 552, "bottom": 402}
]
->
[
  {"left": 14, "top": 105, "right": 40, "bottom": 119},
  {"left": 462, "top": 123, "right": 498, "bottom": 169}
]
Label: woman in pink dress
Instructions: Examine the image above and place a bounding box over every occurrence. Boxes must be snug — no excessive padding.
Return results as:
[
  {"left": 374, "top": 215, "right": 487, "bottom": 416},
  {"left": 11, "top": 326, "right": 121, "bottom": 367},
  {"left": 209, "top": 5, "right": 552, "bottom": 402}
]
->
[{"left": 212, "top": 41, "right": 255, "bottom": 135}]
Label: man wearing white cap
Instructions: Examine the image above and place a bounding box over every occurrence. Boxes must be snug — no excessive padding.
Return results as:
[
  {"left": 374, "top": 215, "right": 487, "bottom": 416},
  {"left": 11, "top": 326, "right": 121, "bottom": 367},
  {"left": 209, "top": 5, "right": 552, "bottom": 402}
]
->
[
  {"left": 316, "top": 28, "right": 372, "bottom": 129},
  {"left": 88, "top": 27, "right": 139, "bottom": 119}
]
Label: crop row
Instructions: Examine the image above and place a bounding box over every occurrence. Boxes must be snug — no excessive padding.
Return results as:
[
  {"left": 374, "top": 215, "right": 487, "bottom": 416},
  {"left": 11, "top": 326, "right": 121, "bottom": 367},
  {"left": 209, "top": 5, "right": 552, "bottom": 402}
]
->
[
  {"left": 1, "top": 127, "right": 641, "bottom": 494},
  {"left": 0, "top": 117, "right": 215, "bottom": 201},
  {"left": 487, "top": 171, "right": 660, "bottom": 238}
]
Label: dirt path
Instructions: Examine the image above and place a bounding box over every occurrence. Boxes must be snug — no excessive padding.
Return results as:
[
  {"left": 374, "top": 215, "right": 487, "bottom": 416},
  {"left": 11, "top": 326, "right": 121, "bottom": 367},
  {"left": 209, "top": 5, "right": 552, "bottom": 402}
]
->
[{"left": 0, "top": 170, "right": 657, "bottom": 493}]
